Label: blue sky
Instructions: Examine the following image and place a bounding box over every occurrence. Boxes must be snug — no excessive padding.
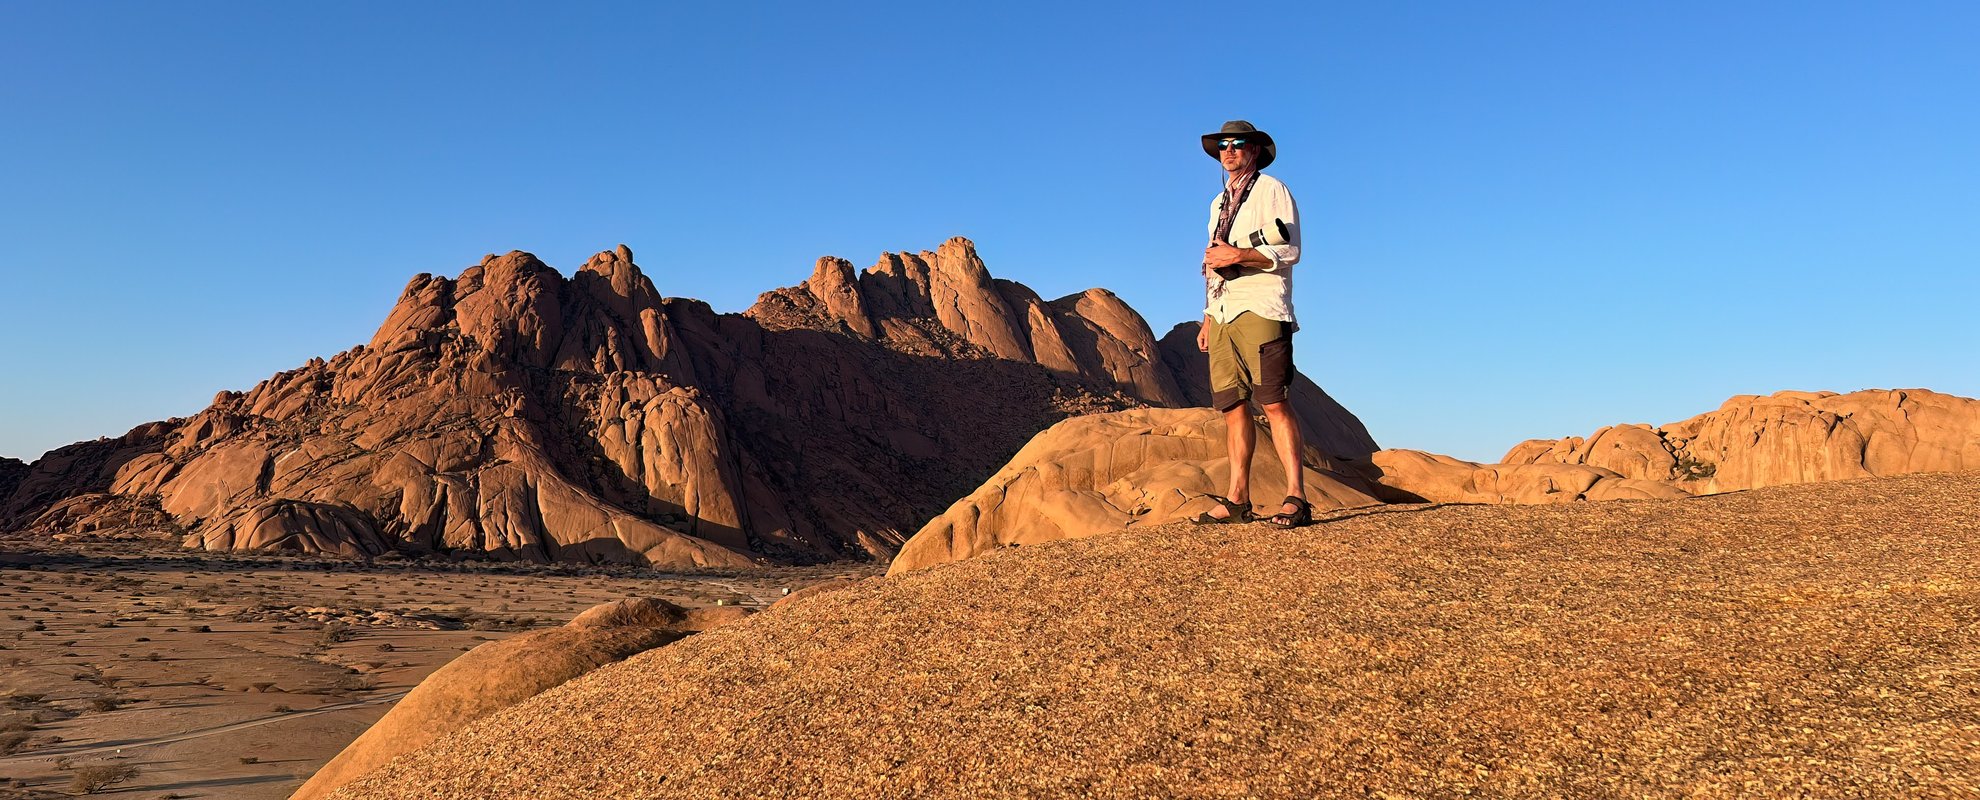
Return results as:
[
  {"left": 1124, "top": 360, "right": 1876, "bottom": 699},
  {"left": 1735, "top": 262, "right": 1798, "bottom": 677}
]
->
[{"left": 2, "top": 1, "right": 1975, "bottom": 463}]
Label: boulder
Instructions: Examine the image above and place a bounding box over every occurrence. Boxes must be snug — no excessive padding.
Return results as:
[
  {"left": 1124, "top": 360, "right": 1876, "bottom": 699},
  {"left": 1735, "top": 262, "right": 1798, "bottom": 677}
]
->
[
  {"left": 291, "top": 597, "right": 747, "bottom": 800},
  {"left": 889, "top": 407, "right": 1381, "bottom": 575}
]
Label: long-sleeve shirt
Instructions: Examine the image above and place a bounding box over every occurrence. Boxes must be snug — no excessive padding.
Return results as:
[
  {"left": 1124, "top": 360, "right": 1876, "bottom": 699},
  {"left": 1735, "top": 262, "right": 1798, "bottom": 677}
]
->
[{"left": 1203, "top": 172, "right": 1300, "bottom": 328}]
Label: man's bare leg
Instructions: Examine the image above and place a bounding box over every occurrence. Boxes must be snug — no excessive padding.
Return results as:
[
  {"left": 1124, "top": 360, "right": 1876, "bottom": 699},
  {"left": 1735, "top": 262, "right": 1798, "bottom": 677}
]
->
[
  {"left": 1259, "top": 400, "right": 1306, "bottom": 516},
  {"left": 1211, "top": 402, "right": 1257, "bottom": 519}
]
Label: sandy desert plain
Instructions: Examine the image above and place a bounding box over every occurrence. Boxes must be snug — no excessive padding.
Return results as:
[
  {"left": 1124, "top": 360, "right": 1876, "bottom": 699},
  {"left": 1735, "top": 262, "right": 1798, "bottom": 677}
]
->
[{"left": 0, "top": 533, "right": 875, "bottom": 799}]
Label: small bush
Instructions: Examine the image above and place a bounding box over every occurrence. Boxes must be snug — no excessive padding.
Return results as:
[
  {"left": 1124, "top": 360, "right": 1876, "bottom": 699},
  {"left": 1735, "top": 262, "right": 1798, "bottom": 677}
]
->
[
  {"left": 317, "top": 623, "right": 355, "bottom": 646},
  {"left": 69, "top": 763, "right": 138, "bottom": 794},
  {"left": 88, "top": 696, "right": 123, "bottom": 713},
  {"left": 239, "top": 755, "right": 259, "bottom": 764},
  {"left": 0, "top": 731, "right": 29, "bottom": 755},
  {"left": 334, "top": 674, "right": 377, "bottom": 692}
]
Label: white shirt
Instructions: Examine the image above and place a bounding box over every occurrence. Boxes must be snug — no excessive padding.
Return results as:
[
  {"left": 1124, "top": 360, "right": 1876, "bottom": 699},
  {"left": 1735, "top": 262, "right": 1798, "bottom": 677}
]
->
[{"left": 1203, "top": 172, "right": 1300, "bottom": 328}]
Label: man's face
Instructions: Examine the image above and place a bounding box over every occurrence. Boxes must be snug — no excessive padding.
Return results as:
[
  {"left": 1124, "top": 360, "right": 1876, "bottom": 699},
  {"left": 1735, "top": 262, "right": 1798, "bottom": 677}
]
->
[{"left": 1218, "top": 139, "right": 1257, "bottom": 172}]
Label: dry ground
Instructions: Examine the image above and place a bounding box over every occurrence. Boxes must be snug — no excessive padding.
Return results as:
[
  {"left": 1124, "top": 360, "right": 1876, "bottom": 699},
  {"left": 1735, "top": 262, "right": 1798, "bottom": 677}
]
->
[
  {"left": 337, "top": 472, "right": 1980, "bottom": 800},
  {"left": 0, "top": 540, "right": 877, "bottom": 799}
]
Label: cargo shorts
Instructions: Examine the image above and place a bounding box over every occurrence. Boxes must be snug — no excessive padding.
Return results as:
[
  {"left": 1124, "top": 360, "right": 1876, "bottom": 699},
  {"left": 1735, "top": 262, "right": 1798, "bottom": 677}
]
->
[{"left": 1208, "top": 311, "right": 1293, "bottom": 412}]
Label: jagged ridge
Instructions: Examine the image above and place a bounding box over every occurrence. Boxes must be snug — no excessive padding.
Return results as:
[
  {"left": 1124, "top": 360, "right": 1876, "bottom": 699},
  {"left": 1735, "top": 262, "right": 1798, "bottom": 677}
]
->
[{"left": 1, "top": 238, "right": 1377, "bottom": 567}]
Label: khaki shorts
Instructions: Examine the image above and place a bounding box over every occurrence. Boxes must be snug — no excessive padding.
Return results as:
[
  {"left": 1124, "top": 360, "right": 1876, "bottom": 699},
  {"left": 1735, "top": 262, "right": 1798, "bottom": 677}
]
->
[{"left": 1208, "top": 312, "right": 1293, "bottom": 411}]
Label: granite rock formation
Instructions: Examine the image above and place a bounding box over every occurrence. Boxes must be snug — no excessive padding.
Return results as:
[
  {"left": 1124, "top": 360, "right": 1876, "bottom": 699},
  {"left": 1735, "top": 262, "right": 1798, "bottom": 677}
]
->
[
  {"left": 889, "top": 407, "right": 1382, "bottom": 575},
  {"left": 293, "top": 597, "right": 748, "bottom": 800},
  {"left": 1500, "top": 389, "right": 1980, "bottom": 494},
  {"left": 325, "top": 473, "right": 1980, "bottom": 799},
  {"left": 0, "top": 457, "right": 26, "bottom": 504},
  {"left": 1, "top": 237, "right": 1377, "bottom": 567},
  {"left": 1366, "top": 449, "right": 1689, "bottom": 505}
]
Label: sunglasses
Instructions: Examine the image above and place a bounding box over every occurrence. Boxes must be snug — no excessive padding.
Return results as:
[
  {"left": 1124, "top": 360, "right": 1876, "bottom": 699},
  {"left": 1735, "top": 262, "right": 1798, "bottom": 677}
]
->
[{"left": 1216, "top": 138, "right": 1249, "bottom": 151}]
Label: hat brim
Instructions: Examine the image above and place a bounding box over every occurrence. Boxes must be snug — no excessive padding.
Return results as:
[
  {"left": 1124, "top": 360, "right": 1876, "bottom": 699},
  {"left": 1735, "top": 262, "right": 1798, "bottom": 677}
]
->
[{"left": 1202, "top": 131, "right": 1275, "bottom": 169}]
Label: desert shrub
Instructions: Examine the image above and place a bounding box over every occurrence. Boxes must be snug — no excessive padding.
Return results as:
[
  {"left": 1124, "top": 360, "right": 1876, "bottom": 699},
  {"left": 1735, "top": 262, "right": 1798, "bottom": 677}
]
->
[
  {"left": 334, "top": 674, "right": 377, "bottom": 692},
  {"left": 68, "top": 763, "right": 138, "bottom": 794},
  {"left": 1674, "top": 452, "right": 1718, "bottom": 480},
  {"left": 238, "top": 756, "right": 259, "bottom": 764},
  {"left": 0, "top": 712, "right": 38, "bottom": 731},
  {"left": 0, "top": 731, "right": 29, "bottom": 755},
  {"left": 317, "top": 623, "right": 355, "bottom": 645},
  {"left": 88, "top": 696, "right": 123, "bottom": 713}
]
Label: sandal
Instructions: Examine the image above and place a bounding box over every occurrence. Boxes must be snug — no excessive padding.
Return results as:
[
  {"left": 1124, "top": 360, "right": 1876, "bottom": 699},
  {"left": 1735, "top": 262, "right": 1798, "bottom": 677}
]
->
[
  {"left": 1265, "top": 496, "right": 1313, "bottom": 528},
  {"left": 1190, "top": 494, "right": 1255, "bottom": 525}
]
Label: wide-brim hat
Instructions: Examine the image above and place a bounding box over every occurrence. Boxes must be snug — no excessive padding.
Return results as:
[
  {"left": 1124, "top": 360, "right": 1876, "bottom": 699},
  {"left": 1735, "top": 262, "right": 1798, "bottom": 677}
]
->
[{"left": 1202, "top": 120, "right": 1275, "bottom": 169}]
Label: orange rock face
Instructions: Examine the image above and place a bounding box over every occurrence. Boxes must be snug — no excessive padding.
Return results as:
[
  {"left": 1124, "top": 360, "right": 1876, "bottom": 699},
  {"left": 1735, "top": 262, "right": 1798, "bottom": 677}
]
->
[
  {"left": 2, "top": 238, "right": 1380, "bottom": 567},
  {"left": 1367, "top": 449, "right": 1690, "bottom": 505},
  {"left": 1501, "top": 389, "right": 1980, "bottom": 494},
  {"left": 292, "top": 597, "right": 745, "bottom": 800},
  {"left": 888, "top": 408, "right": 1382, "bottom": 575}
]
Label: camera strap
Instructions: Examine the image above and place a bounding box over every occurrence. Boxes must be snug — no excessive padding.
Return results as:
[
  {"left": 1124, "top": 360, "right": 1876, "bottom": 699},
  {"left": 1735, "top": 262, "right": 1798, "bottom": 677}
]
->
[
  {"left": 1208, "top": 172, "right": 1260, "bottom": 290},
  {"left": 1212, "top": 172, "right": 1259, "bottom": 246}
]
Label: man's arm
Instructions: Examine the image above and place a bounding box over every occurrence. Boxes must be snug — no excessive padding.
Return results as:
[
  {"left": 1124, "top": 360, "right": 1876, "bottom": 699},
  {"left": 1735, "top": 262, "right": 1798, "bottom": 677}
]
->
[{"left": 1204, "top": 242, "right": 1275, "bottom": 269}]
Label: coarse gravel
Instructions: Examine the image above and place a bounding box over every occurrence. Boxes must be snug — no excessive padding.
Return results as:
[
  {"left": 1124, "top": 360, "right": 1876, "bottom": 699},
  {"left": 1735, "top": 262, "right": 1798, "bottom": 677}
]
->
[{"left": 333, "top": 471, "right": 1980, "bottom": 799}]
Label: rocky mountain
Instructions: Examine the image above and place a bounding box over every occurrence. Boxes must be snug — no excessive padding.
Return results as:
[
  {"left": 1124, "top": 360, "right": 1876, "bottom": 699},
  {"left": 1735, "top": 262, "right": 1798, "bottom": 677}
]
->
[
  {"left": 0, "top": 457, "right": 26, "bottom": 507},
  {"left": 0, "top": 238, "right": 1376, "bottom": 566}
]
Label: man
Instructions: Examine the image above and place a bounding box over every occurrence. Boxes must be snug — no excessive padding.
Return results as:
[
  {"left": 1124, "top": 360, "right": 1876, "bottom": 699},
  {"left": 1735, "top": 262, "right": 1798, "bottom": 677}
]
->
[{"left": 1191, "top": 120, "right": 1311, "bottom": 528}]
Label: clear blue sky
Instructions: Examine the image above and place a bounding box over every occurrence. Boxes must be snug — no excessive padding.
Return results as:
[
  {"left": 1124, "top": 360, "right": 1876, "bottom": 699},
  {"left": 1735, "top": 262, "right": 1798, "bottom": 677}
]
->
[{"left": 3, "top": 1, "right": 1976, "bottom": 463}]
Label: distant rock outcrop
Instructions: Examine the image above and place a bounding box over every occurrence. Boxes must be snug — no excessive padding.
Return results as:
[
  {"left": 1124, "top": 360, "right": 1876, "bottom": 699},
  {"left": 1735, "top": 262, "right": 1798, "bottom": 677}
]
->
[
  {"left": 1363, "top": 388, "right": 1980, "bottom": 505},
  {"left": 1500, "top": 389, "right": 1980, "bottom": 494},
  {"left": 1367, "top": 449, "right": 1689, "bottom": 505},
  {"left": 889, "top": 408, "right": 1381, "bottom": 575},
  {"left": 293, "top": 597, "right": 747, "bottom": 800},
  {"left": 1, "top": 238, "right": 1378, "bottom": 567}
]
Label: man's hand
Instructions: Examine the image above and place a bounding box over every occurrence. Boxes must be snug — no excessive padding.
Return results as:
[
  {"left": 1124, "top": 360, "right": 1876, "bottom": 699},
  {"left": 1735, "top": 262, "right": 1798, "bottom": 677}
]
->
[
  {"left": 1204, "top": 240, "right": 1244, "bottom": 268},
  {"left": 1196, "top": 321, "right": 1210, "bottom": 352}
]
